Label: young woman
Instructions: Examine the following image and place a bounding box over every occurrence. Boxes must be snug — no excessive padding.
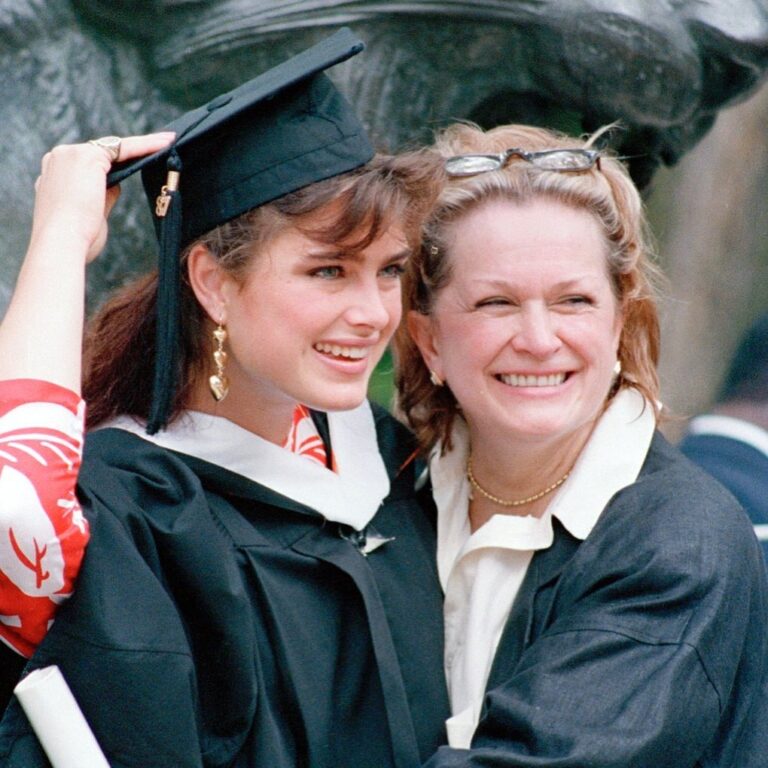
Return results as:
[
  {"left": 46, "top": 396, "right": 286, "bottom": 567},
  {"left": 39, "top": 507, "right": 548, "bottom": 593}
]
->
[
  {"left": 0, "top": 31, "right": 449, "bottom": 767},
  {"left": 396, "top": 122, "right": 768, "bottom": 767}
]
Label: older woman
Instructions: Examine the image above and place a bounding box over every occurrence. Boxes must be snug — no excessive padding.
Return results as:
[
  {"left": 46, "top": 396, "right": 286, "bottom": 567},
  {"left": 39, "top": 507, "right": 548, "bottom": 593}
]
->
[{"left": 396, "top": 123, "right": 768, "bottom": 766}]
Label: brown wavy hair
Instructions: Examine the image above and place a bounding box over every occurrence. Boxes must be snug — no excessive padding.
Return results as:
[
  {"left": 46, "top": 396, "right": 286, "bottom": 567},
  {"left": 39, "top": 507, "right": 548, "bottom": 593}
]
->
[
  {"left": 394, "top": 123, "right": 664, "bottom": 454},
  {"left": 83, "top": 150, "right": 441, "bottom": 429}
]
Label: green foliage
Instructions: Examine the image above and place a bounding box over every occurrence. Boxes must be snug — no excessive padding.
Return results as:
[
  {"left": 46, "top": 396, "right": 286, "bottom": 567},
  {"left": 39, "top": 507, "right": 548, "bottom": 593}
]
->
[{"left": 368, "top": 347, "right": 396, "bottom": 410}]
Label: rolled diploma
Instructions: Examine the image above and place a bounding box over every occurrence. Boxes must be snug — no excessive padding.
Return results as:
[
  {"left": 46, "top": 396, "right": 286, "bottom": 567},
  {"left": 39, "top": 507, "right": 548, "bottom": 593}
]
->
[{"left": 14, "top": 665, "right": 110, "bottom": 768}]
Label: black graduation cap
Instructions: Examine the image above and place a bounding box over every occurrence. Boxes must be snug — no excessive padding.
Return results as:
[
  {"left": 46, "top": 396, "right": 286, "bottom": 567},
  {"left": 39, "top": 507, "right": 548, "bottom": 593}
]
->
[{"left": 106, "top": 28, "right": 374, "bottom": 434}]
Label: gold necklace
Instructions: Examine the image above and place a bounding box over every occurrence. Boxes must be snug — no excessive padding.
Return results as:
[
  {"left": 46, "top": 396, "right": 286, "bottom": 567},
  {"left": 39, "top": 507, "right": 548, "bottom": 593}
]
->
[{"left": 466, "top": 454, "right": 571, "bottom": 507}]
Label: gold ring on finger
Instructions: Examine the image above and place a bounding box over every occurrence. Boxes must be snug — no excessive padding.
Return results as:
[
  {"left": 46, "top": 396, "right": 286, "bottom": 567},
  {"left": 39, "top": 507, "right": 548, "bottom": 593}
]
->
[{"left": 88, "top": 135, "right": 122, "bottom": 163}]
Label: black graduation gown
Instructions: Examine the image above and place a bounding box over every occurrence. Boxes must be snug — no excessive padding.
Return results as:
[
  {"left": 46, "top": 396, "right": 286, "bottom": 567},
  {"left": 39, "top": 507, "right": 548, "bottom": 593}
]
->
[
  {"left": 0, "top": 405, "right": 449, "bottom": 767},
  {"left": 0, "top": 647, "right": 25, "bottom": 715}
]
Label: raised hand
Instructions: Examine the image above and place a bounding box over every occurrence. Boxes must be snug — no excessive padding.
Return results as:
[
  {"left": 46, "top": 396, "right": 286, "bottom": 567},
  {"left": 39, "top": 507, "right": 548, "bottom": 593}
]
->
[
  {"left": 31, "top": 133, "right": 175, "bottom": 265},
  {"left": 0, "top": 132, "right": 175, "bottom": 389}
]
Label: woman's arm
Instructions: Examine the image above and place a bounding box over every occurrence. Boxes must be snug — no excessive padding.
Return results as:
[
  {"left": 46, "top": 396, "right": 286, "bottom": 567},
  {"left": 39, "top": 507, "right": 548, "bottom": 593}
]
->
[
  {"left": 0, "top": 134, "right": 174, "bottom": 658},
  {"left": 0, "top": 378, "right": 85, "bottom": 657},
  {"left": 0, "top": 134, "right": 174, "bottom": 388}
]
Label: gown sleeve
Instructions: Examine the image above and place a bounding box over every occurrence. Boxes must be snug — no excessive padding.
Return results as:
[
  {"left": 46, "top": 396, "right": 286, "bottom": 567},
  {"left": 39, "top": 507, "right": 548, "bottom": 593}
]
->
[{"left": 0, "top": 379, "right": 88, "bottom": 658}]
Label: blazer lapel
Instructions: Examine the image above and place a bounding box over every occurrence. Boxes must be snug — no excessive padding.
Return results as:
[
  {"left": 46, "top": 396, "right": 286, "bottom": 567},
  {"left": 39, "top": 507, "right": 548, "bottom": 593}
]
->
[{"left": 486, "top": 518, "right": 581, "bottom": 689}]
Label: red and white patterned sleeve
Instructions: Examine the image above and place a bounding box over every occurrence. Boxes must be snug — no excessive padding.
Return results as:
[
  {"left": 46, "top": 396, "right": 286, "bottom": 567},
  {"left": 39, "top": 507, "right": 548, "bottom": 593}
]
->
[{"left": 0, "top": 379, "right": 88, "bottom": 658}]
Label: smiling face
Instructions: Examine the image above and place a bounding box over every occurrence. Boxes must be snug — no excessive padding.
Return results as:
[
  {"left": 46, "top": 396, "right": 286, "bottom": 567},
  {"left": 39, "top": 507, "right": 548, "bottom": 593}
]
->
[
  {"left": 191, "top": 214, "right": 409, "bottom": 439},
  {"left": 409, "top": 197, "right": 623, "bottom": 458}
]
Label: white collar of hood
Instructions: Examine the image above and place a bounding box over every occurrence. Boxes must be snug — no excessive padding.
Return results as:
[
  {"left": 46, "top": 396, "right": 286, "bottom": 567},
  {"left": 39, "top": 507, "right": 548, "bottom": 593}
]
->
[{"left": 100, "top": 402, "right": 390, "bottom": 531}]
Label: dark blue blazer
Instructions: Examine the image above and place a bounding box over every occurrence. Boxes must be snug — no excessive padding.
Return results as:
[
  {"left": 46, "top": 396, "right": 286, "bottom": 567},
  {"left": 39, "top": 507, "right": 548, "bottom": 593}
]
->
[{"left": 425, "top": 433, "right": 768, "bottom": 768}]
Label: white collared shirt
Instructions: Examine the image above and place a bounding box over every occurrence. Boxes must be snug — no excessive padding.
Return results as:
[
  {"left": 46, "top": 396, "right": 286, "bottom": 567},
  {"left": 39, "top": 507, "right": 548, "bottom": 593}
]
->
[
  {"left": 101, "top": 401, "right": 390, "bottom": 531},
  {"left": 430, "top": 388, "right": 656, "bottom": 748}
]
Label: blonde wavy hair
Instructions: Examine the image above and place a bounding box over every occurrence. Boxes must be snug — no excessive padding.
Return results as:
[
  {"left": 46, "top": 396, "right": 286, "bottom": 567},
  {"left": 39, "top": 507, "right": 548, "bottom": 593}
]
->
[{"left": 394, "top": 122, "right": 664, "bottom": 454}]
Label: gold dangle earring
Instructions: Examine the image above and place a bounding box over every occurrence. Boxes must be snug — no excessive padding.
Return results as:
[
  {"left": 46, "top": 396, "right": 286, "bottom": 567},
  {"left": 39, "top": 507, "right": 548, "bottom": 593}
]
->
[{"left": 209, "top": 320, "right": 229, "bottom": 402}]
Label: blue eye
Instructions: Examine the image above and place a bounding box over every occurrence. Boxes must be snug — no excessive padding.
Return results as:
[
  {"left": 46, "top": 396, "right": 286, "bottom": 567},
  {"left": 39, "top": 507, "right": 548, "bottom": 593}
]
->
[
  {"left": 380, "top": 263, "right": 406, "bottom": 278},
  {"left": 312, "top": 266, "right": 343, "bottom": 279}
]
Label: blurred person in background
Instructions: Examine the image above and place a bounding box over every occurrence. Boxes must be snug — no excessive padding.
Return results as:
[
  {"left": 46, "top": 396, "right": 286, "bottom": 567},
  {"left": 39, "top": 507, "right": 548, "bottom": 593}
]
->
[{"left": 679, "top": 311, "right": 768, "bottom": 559}]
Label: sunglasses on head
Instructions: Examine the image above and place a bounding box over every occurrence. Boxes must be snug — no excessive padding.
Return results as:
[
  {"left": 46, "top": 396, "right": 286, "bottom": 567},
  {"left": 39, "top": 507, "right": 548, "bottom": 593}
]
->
[{"left": 444, "top": 147, "right": 601, "bottom": 177}]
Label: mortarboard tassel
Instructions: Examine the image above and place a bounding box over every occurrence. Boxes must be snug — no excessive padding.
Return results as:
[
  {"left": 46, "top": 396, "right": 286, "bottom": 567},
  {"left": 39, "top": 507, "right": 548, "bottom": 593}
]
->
[{"left": 146, "top": 150, "right": 183, "bottom": 434}]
